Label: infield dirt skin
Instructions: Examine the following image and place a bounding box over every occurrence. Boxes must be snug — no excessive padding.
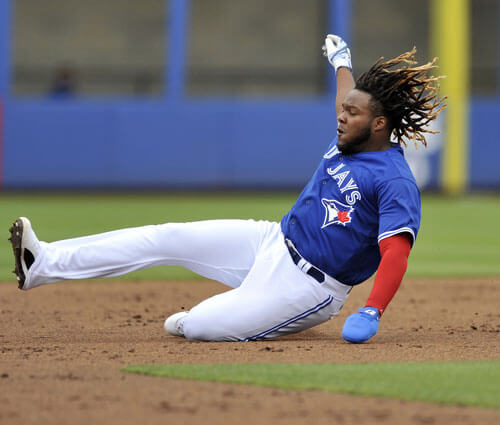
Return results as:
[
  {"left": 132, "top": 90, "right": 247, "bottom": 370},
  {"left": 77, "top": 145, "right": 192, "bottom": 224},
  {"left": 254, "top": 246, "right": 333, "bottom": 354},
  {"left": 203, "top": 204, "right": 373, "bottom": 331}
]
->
[{"left": 1, "top": 278, "right": 499, "bottom": 425}]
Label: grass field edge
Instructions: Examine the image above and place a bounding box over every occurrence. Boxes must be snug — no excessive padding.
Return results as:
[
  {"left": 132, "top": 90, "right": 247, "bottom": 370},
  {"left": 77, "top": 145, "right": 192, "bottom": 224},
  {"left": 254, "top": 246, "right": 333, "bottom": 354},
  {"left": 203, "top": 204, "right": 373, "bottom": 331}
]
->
[{"left": 122, "top": 361, "right": 500, "bottom": 410}]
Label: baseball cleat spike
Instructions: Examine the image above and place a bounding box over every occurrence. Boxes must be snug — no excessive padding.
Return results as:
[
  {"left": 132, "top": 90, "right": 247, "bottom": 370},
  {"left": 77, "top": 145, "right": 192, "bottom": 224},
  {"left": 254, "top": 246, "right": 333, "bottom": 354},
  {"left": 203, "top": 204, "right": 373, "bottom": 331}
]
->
[{"left": 7, "top": 217, "right": 41, "bottom": 290}]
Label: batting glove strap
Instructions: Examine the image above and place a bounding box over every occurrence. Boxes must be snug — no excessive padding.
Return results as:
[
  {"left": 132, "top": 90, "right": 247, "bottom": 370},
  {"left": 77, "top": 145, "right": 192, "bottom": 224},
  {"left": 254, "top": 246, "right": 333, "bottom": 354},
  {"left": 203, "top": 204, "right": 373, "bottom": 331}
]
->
[
  {"left": 323, "top": 34, "right": 352, "bottom": 73},
  {"left": 341, "top": 307, "right": 380, "bottom": 344}
]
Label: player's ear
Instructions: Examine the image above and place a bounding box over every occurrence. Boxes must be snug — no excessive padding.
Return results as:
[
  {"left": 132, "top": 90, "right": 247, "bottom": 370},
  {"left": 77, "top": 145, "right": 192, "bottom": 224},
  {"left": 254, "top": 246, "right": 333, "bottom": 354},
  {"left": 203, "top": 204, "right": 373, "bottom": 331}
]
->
[{"left": 372, "top": 116, "right": 388, "bottom": 133}]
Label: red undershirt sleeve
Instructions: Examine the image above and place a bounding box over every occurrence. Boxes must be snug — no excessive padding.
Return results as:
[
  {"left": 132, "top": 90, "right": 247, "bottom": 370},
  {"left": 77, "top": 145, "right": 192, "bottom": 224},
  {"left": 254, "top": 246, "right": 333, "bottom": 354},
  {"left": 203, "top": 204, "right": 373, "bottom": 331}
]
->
[{"left": 365, "top": 233, "right": 412, "bottom": 316}]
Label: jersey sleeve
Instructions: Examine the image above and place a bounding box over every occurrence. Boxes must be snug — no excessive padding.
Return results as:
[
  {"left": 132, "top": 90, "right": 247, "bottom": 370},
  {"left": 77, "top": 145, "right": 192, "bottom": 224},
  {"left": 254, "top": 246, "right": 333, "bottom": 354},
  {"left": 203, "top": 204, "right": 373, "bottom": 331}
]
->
[{"left": 377, "top": 178, "right": 421, "bottom": 246}]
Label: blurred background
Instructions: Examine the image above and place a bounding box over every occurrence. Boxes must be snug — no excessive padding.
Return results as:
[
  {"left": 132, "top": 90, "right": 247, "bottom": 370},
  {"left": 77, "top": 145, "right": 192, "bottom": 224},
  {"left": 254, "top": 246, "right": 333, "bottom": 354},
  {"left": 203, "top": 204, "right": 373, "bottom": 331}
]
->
[
  {"left": 0, "top": 0, "right": 498, "bottom": 191},
  {"left": 0, "top": 0, "right": 499, "bottom": 281}
]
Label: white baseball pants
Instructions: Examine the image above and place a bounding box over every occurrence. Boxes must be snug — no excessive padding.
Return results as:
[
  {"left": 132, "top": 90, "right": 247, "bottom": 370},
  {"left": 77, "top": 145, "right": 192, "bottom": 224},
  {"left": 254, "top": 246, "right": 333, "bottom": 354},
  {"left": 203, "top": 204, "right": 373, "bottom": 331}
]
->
[{"left": 25, "top": 220, "right": 351, "bottom": 341}]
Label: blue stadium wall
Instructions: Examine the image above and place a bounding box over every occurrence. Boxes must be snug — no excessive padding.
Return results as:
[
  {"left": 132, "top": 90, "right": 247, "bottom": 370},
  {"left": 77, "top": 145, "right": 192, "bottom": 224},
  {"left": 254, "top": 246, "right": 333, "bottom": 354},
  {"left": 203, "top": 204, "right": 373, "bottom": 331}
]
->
[
  {"left": 2, "top": 99, "right": 338, "bottom": 188},
  {"left": 1, "top": 0, "right": 499, "bottom": 190},
  {"left": 2, "top": 98, "right": 500, "bottom": 190}
]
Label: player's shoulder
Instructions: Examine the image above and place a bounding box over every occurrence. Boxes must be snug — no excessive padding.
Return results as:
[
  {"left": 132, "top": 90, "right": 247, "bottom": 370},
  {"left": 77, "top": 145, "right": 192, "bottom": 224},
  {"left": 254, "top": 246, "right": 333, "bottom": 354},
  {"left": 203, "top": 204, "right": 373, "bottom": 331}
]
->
[
  {"left": 386, "top": 143, "right": 413, "bottom": 170},
  {"left": 375, "top": 144, "right": 417, "bottom": 183},
  {"left": 351, "top": 144, "right": 414, "bottom": 181},
  {"left": 357, "top": 145, "right": 419, "bottom": 200},
  {"left": 324, "top": 139, "right": 417, "bottom": 188}
]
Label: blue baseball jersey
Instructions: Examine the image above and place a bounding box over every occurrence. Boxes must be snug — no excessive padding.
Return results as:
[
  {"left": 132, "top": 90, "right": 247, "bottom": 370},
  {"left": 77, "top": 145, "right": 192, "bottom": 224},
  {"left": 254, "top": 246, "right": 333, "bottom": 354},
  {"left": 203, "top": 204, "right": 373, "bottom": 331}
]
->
[{"left": 281, "top": 138, "right": 421, "bottom": 286}]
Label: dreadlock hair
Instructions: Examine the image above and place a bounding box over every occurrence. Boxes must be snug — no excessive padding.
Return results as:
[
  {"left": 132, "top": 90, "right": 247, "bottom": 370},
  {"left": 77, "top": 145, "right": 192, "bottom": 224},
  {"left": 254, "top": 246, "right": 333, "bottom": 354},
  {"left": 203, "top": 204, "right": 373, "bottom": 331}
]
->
[{"left": 355, "top": 47, "right": 446, "bottom": 148}]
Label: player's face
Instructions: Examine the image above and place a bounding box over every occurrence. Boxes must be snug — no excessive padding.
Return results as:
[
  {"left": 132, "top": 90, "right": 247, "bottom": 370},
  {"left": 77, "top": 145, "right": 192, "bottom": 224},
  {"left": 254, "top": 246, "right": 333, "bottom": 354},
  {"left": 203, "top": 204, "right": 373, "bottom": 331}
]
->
[{"left": 337, "top": 89, "right": 376, "bottom": 155}]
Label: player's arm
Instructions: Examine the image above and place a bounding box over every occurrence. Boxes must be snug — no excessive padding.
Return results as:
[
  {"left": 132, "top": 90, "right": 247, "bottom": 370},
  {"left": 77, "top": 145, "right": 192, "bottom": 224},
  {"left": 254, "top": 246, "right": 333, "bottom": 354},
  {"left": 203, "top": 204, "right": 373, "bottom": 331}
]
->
[
  {"left": 366, "top": 233, "right": 412, "bottom": 314},
  {"left": 323, "top": 34, "right": 355, "bottom": 116},
  {"left": 341, "top": 233, "right": 412, "bottom": 344},
  {"left": 335, "top": 68, "right": 355, "bottom": 117}
]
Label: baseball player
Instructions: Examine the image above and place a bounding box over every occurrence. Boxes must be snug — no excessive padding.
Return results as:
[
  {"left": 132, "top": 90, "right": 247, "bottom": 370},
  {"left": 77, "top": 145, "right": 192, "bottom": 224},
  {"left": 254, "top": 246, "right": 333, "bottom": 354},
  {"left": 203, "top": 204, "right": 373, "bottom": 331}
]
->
[{"left": 8, "top": 35, "right": 445, "bottom": 343}]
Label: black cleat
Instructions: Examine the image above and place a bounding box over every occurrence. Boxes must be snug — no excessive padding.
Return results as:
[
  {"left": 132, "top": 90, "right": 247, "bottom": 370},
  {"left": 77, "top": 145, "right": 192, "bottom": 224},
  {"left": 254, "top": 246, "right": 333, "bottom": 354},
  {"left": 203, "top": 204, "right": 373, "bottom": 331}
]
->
[{"left": 8, "top": 217, "right": 40, "bottom": 290}]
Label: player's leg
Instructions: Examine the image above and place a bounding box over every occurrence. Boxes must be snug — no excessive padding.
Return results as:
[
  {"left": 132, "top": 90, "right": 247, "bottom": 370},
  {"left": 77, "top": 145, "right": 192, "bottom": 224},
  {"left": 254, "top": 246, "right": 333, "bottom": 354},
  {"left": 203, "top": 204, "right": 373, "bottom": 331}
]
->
[
  {"left": 16, "top": 218, "right": 274, "bottom": 290},
  {"left": 166, "top": 224, "right": 351, "bottom": 341}
]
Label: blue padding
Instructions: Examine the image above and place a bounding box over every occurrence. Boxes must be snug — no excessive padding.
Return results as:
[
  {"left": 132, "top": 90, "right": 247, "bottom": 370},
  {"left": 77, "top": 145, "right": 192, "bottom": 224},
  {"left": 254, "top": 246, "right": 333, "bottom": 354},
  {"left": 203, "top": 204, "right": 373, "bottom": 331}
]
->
[
  {"left": 3, "top": 97, "right": 500, "bottom": 189},
  {"left": 469, "top": 99, "right": 500, "bottom": 188},
  {"left": 3, "top": 99, "right": 337, "bottom": 188}
]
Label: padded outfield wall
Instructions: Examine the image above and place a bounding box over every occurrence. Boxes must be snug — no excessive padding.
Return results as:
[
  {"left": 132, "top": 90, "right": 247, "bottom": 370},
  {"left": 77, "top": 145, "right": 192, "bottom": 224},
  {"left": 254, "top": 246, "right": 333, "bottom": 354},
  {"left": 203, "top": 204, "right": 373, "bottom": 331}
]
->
[{"left": 0, "top": 0, "right": 499, "bottom": 190}]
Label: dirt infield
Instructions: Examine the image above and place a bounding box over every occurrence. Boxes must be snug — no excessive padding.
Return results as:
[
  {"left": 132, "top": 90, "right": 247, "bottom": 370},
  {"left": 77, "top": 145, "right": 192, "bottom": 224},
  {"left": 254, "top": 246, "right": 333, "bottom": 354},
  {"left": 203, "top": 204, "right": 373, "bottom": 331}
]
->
[{"left": 1, "top": 278, "right": 499, "bottom": 425}]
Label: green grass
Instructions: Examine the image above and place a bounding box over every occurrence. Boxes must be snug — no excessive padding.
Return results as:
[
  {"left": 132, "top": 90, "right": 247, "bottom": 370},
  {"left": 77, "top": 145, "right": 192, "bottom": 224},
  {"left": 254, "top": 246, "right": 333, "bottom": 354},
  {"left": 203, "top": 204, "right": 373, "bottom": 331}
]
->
[
  {"left": 408, "top": 195, "right": 500, "bottom": 277},
  {"left": 123, "top": 361, "right": 500, "bottom": 409},
  {"left": 0, "top": 192, "right": 296, "bottom": 281},
  {"left": 1, "top": 192, "right": 499, "bottom": 281}
]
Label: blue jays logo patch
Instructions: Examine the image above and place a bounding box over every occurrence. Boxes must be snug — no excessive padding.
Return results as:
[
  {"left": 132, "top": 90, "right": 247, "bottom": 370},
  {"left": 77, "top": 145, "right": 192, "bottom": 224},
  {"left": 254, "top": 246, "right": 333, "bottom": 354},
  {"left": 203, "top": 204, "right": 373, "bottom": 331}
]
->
[{"left": 321, "top": 198, "right": 354, "bottom": 228}]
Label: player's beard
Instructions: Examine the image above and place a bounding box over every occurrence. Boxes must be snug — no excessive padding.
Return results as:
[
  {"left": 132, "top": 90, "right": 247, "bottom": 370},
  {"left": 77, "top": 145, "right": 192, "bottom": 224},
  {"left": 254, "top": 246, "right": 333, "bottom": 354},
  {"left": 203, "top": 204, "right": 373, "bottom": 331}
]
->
[{"left": 338, "top": 125, "right": 371, "bottom": 155}]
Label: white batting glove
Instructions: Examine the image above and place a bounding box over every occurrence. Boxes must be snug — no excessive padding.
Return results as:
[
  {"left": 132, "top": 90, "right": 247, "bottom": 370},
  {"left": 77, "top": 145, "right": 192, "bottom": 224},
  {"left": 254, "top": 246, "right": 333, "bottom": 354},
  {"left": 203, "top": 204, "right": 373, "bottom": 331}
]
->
[{"left": 322, "top": 34, "right": 352, "bottom": 73}]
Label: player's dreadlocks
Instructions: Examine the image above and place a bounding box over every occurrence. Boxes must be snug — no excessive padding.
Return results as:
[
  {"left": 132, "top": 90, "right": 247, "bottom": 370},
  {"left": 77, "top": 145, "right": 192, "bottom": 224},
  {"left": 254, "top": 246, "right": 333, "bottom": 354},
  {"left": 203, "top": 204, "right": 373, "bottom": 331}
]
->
[{"left": 355, "top": 47, "right": 446, "bottom": 148}]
